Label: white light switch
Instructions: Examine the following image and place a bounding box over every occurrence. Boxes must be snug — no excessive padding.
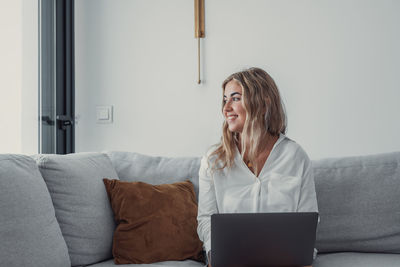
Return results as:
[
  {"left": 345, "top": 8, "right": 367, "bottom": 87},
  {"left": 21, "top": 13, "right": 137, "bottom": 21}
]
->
[
  {"left": 97, "top": 109, "right": 109, "bottom": 120},
  {"left": 96, "top": 105, "right": 113, "bottom": 124}
]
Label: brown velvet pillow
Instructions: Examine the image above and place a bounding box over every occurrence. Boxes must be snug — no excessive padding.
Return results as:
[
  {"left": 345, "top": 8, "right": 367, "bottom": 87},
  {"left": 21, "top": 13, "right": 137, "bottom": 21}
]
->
[{"left": 103, "top": 179, "right": 204, "bottom": 264}]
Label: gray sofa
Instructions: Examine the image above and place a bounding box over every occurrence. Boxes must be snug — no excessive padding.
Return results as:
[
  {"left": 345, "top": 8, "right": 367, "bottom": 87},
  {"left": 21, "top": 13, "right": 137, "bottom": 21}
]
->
[{"left": 0, "top": 150, "right": 399, "bottom": 267}]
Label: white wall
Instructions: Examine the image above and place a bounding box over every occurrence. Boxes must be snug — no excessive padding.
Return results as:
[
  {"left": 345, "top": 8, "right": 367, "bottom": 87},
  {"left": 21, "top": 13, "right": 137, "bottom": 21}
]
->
[
  {"left": 21, "top": 0, "right": 38, "bottom": 154},
  {"left": 75, "top": 0, "right": 400, "bottom": 159},
  {"left": 0, "top": 0, "right": 22, "bottom": 153},
  {"left": 0, "top": 0, "right": 38, "bottom": 155}
]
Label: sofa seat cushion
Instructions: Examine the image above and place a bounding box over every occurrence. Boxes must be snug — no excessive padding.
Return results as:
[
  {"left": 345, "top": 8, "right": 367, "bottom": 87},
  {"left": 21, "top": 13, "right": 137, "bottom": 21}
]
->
[
  {"left": 0, "top": 154, "right": 70, "bottom": 267},
  {"left": 314, "top": 252, "right": 400, "bottom": 267},
  {"left": 87, "top": 259, "right": 205, "bottom": 267},
  {"left": 35, "top": 153, "right": 119, "bottom": 266}
]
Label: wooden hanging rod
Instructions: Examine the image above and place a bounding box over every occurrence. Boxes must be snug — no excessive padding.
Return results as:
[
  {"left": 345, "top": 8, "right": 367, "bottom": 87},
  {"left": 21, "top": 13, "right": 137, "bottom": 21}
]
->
[{"left": 194, "top": 0, "right": 205, "bottom": 38}]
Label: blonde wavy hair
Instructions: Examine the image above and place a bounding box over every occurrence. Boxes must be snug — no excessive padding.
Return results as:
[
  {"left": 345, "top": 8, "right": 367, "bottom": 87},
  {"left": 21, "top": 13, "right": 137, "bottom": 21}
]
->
[{"left": 208, "top": 67, "right": 287, "bottom": 175}]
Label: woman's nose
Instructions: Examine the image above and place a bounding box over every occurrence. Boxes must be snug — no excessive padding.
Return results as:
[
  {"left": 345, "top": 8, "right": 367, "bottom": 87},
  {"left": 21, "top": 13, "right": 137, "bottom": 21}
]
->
[{"left": 223, "top": 100, "right": 232, "bottom": 112}]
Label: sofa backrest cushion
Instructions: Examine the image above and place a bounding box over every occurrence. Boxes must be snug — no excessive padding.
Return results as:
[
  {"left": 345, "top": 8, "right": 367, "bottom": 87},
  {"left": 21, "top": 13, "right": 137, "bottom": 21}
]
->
[
  {"left": 35, "top": 153, "right": 119, "bottom": 266},
  {"left": 0, "top": 154, "right": 71, "bottom": 267},
  {"left": 106, "top": 151, "right": 201, "bottom": 199},
  {"left": 313, "top": 151, "right": 400, "bottom": 253}
]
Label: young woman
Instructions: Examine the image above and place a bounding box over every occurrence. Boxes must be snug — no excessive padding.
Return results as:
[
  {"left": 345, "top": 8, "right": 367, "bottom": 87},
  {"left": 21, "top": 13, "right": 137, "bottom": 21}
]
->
[{"left": 197, "top": 67, "right": 318, "bottom": 267}]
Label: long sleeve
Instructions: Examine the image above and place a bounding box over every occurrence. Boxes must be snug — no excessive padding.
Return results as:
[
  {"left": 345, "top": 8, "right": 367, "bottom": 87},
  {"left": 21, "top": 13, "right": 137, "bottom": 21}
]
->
[
  {"left": 297, "top": 156, "right": 318, "bottom": 213},
  {"left": 197, "top": 156, "right": 218, "bottom": 254},
  {"left": 296, "top": 155, "right": 319, "bottom": 260}
]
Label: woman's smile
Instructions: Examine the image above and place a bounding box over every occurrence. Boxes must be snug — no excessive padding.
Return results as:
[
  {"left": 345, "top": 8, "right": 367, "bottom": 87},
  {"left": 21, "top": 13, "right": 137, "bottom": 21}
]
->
[{"left": 226, "top": 113, "right": 239, "bottom": 122}]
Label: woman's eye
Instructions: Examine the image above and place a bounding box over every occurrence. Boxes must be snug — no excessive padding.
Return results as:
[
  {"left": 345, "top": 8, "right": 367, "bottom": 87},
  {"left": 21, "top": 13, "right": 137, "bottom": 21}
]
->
[{"left": 233, "top": 97, "right": 241, "bottom": 101}]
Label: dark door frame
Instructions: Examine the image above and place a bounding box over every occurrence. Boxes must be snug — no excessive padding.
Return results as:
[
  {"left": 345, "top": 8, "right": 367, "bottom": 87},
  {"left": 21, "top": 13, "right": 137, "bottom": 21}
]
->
[
  {"left": 55, "top": 0, "right": 75, "bottom": 154},
  {"left": 39, "top": 0, "right": 75, "bottom": 154}
]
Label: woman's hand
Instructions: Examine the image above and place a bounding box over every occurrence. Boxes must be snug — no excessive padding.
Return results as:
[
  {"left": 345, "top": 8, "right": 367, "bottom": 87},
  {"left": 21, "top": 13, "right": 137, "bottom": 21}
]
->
[{"left": 207, "top": 251, "right": 212, "bottom": 267}]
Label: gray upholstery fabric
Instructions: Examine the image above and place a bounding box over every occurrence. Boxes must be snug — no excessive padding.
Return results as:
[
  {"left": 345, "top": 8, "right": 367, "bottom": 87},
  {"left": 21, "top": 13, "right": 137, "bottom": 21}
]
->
[
  {"left": 87, "top": 259, "right": 205, "bottom": 267},
  {"left": 2, "top": 151, "right": 400, "bottom": 266},
  {"left": 35, "top": 153, "right": 119, "bottom": 266},
  {"left": 106, "top": 151, "right": 201, "bottom": 199},
  {"left": 89, "top": 253, "right": 400, "bottom": 267},
  {"left": 314, "top": 252, "right": 400, "bottom": 267},
  {"left": 313, "top": 151, "right": 400, "bottom": 253},
  {"left": 0, "top": 154, "right": 70, "bottom": 267}
]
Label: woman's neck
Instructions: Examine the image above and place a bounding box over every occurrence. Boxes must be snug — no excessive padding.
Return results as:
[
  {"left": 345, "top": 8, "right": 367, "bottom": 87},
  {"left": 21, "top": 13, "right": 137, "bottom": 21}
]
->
[{"left": 237, "top": 132, "right": 278, "bottom": 155}]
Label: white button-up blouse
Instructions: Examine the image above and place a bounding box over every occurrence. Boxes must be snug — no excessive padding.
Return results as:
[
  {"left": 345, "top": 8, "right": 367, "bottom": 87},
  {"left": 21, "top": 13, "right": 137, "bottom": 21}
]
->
[{"left": 197, "top": 133, "right": 319, "bottom": 254}]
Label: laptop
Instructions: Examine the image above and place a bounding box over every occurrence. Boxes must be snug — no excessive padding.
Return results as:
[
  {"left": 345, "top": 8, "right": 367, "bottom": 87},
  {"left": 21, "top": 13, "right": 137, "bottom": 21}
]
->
[{"left": 211, "top": 212, "right": 318, "bottom": 267}]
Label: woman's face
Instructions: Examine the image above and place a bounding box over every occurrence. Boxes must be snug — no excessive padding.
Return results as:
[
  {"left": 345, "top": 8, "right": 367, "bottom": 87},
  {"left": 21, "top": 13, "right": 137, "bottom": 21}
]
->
[{"left": 223, "top": 80, "right": 246, "bottom": 133}]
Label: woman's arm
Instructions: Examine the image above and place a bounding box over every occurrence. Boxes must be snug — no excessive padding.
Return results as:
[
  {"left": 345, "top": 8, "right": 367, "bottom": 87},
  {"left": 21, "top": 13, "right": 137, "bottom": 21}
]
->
[
  {"left": 197, "top": 156, "right": 218, "bottom": 263},
  {"left": 297, "top": 156, "right": 318, "bottom": 213},
  {"left": 297, "top": 154, "right": 319, "bottom": 265}
]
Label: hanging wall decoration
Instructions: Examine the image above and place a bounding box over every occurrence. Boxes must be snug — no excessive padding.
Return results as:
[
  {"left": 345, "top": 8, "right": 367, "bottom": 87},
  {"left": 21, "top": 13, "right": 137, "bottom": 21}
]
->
[{"left": 194, "top": 0, "right": 205, "bottom": 84}]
